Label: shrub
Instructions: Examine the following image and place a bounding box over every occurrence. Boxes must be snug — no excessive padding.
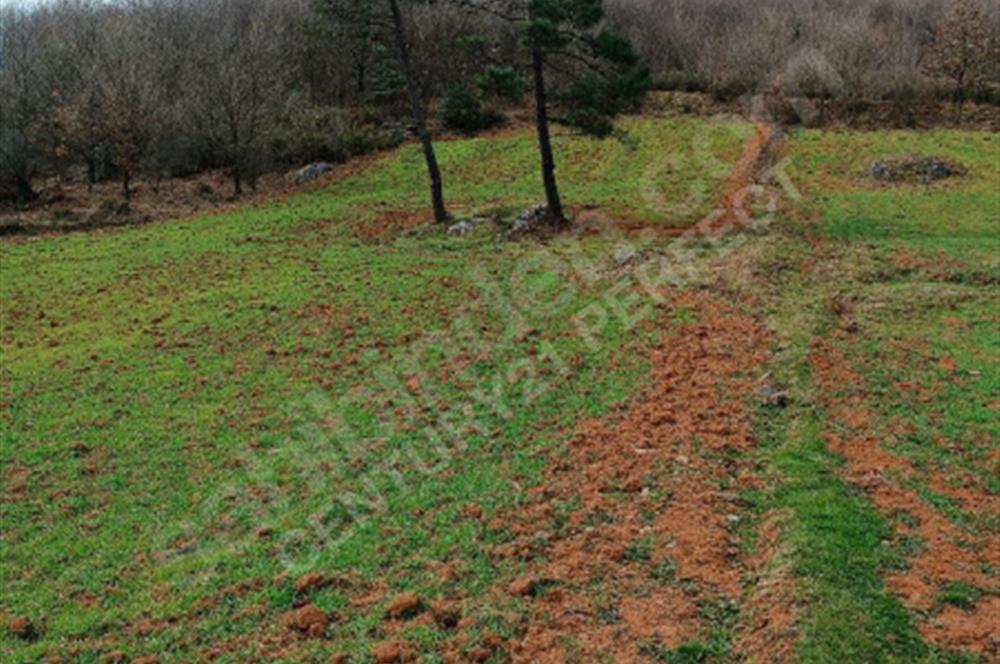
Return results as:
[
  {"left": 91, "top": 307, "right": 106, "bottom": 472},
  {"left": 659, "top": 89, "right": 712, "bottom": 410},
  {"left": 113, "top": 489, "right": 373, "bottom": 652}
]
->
[
  {"left": 438, "top": 87, "right": 503, "bottom": 133},
  {"left": 475, "top": 66, "right": 526, "bottom": 102},
  {"left": 709, "top": 77, "right": 747, "bottom": 103},
  {"left": 651, "top": 68, "right": 708, "bottom": 93},
  {"left": 268, "top": 100, "right": 403, "bottom": 167}
]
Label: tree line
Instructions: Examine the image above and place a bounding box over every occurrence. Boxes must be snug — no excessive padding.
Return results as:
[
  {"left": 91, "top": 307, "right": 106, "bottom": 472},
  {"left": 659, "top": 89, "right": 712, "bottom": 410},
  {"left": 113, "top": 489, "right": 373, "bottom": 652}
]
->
[{"left": 1, "top": 0, "right": 997, "bottom": 225}]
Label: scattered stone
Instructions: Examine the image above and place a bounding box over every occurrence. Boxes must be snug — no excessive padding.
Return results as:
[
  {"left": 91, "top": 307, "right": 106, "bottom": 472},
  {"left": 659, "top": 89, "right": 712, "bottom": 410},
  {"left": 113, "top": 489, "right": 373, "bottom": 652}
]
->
[
  {"left": 506, "top": 204, "right": 550, "bottom": 238},
  {"left": 8, "top": 616, "right": 35, "bottom": 640},
  {"left": 329, "top": 655, "right": 349, "bottom": 664},
  {"left": 132, "top": 658, "right": 158, "bottom": 664},
  {"left": 447, "top": 217, "right": 488, "bottom": 236},
  {"left": 448, "top": 220, "right": 475, "bottom": 236},
  {"left": 868, "top": 160, "right": 892, "bottom": 180},
  {"left": 613, "top": 246, "right": 639, "bottom": 267},
  {"left": 294, "top": 572, "right": 328, "bottom": 595},
  {"left": 868, "top": 156, "right": 961, "bottom": 183},
  {"left": 756, "top": 373, "right": 789, "bottom": 408},
  {"left": 385, "top": 591, "right": 421, "bottom": 619},
  {"left": 295, "top": 162, "right": 332, "bottom": 185}
]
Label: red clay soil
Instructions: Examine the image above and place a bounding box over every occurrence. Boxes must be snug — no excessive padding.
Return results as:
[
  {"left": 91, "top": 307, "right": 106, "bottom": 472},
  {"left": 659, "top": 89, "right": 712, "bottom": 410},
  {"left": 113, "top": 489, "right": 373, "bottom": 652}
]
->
[
  {"left": 808, "top": 339, "right": 1000, "bottom": 659},
  {"left": 732, "top": 508, "right": 799, "bottom": 664},
  {"left": 352, "top": 208, "right": 432, "bottom": 242},
  {"left": 695, "top": 122, "right": 773, "bottom": 236},
  {"left": 458, "top": 291, "right": 771, "bottom": 663},
  {"left": 604, "top": 121, "right": 773, "bottom": 237}
]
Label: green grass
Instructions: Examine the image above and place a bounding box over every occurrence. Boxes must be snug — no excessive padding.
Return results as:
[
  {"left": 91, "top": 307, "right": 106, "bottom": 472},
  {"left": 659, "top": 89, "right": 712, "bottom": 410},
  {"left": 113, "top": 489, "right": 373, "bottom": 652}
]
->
[
  {"left": 4, "top": 118, "right": 997, "bottom": 664},
  {"left": 0, "top": 116, "right": 748, "bottom": 662},
  {"left": 754, "top": 408, "right": 929, "bottom": 662},
  {"left": 743, "top": 127, "right": 999, "bottom": 663},
  {"left": 787, "top": 128, "right": 1000, "bottom": 254}
]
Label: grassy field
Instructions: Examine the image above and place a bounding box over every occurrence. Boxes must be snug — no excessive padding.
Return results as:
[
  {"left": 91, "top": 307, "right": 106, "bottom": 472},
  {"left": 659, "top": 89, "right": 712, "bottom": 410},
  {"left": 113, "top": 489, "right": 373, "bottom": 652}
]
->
[
  {"left": 743, "top": 128, "right": 999, "bottom": 663},
  {"left": 1, "top": 118, "right": 997, "bottom": 664},
  {"left": 0, "top": 117, "right": 749, "bottom": 663}
]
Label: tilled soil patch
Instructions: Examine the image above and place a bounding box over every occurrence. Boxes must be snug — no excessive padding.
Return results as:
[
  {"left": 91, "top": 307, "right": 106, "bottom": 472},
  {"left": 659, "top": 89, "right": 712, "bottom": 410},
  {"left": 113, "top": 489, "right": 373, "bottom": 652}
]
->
[
  {"left": 808, "top": 338, "right": 1000, "bottom": 659},
  {"left": 468, "top": 291, "right": 770, "bottom": 662}
]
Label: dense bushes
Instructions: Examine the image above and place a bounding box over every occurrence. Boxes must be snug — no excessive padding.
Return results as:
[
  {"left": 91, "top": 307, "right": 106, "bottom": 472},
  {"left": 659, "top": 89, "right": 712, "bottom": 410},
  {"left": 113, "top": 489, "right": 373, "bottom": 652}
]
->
[
  {"left": 268, "top": 102, "right": 404, "bottom": 166},
  {"left": 438, "top": 87, "right": 503, "bottom": 133}
]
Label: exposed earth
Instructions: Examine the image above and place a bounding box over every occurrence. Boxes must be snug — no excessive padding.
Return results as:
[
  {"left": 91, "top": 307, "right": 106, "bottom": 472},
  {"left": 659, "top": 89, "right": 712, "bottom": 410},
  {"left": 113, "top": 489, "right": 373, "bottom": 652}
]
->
[{"left": 1, "top": 114, "right": 997, "bottom": 663}]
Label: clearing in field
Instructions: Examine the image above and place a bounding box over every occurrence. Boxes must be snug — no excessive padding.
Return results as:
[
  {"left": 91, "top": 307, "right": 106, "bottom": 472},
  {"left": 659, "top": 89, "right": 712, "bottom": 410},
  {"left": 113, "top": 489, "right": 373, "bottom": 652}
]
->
[{"left": 2, "top": 118, "right": 998, "bottom": 664}]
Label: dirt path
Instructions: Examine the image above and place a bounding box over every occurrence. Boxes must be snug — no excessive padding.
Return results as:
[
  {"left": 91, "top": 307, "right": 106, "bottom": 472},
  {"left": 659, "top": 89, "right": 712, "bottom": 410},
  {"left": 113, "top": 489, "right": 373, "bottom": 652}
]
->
[
  {"left": 698, "top": 122, "right": 773, "bottom": 235},
  {"left": 461, "top": 291, "right": 770, "bottom": 662},
  {"left": 439, "top": 123, "right": 782, "bottom": 663}
]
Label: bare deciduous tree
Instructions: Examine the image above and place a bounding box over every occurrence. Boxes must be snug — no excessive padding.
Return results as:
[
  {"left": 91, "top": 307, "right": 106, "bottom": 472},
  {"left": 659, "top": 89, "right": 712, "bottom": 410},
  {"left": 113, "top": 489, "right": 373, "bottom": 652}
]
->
[
  {"left": 0, "top": 8, "right": 44, "bottom": 205},
  {"left": 923, "top": 0, "right": 994, "bottom": 109},
  {"left": 190, "top": 0, "right": 288, "bottom": 196}
]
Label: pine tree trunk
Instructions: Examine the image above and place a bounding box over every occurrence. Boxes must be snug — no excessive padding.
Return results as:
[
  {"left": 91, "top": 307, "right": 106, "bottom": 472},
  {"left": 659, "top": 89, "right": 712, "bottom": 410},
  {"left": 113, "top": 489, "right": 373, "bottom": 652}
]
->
[
  {"left": 531, "top": 45, "right": 565, "bottom": 226},
  {"left": 387, "top": 0, "right": 448, "bottom": 223},
  {"left": 122, "top": 167, "right": 131, "bottom": 201}
]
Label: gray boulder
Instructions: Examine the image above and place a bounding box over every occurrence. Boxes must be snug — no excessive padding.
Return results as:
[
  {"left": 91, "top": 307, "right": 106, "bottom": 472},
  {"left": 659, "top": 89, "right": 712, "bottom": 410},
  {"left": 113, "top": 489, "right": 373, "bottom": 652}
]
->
[
  {"left": 448, "top": 220, "right": 476, "bottom": 236},
  {"left": 295, "top": 162, "right": 332, "bottom": 185},
  {"left": 447, "top": 217, "right": 488, "bottom": 236},
  {"left": 507, "top": 204, "right": 549, "bottom": 238},
  {"left": 869, "top": 156, "right": 958, "bottom": 183}
]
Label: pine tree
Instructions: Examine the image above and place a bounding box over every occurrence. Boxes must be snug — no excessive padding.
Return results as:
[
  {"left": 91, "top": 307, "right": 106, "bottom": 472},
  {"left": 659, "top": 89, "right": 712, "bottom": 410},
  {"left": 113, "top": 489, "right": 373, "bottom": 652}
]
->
[
  {"left": 460, "top": 0, "right": 649, "bottom": 226},
  {"left": 316, "top": 0, "right": 449, "bottom": 222}
]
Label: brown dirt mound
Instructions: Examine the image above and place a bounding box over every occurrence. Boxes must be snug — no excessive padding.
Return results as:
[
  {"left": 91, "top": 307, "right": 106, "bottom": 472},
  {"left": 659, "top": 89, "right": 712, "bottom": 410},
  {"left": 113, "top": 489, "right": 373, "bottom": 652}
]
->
[{"left": 472, "top": 291, "right": 770, "bottom": 662}]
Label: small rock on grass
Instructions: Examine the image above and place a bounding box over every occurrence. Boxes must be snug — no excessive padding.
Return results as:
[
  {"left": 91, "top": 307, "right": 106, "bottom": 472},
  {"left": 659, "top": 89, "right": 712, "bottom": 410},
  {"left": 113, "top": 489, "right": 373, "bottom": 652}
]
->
[
  {"left": 295, "top": 162, "right": 332, "bottom": 185},
  {"left": 755, "top": 373, "right": 789, "bottom": 408},
  {"left": 506, "top": 204, "right": 549, "bottom": 238}
]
